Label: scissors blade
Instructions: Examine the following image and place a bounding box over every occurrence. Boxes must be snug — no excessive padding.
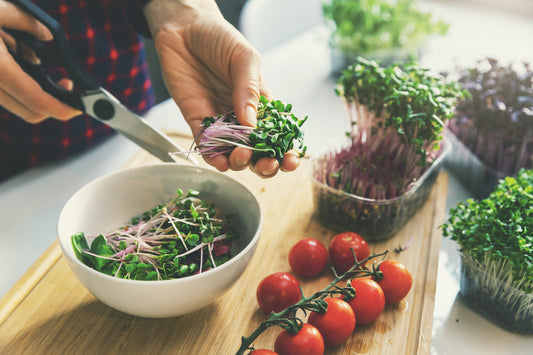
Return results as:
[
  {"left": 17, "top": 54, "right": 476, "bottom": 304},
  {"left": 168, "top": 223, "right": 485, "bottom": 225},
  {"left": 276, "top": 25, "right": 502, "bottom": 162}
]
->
[{"left": 81, "top": 88, "right": 197, "bottom": 164}]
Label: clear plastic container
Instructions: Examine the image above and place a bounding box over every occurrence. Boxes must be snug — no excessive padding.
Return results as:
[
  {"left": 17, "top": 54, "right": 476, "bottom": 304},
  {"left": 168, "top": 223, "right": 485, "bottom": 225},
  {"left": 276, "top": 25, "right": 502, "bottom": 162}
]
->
[
  {"left": 459, "top": 252, "right": 533, "bottom": 334},
  {"left": 445, "top": 131, "right": 508, "bottom": 199},
  {"left": 310, "top": 139, "right": 450, "bottom": 241}
]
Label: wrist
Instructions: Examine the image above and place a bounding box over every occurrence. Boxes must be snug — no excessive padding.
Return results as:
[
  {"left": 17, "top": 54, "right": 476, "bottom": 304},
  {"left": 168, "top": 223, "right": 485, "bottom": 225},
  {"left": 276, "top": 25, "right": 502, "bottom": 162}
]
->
[{"left": 143, "top": 0, "right": 223, "bottom": 36}]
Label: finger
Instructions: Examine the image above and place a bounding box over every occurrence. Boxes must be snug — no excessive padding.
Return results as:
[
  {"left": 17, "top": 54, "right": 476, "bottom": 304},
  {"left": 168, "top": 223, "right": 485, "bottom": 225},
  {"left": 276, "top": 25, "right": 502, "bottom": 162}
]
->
[
  {"left": 57, "top": 78, "right": 74, "bottom": 91},
  {"left": 203, "top": 154, "right": 229, "bottom": 172},
  {"left": 231, "top": 44, "right": 262, "bottom": 128},
  {"left": 0, "top": 87, "right": 47, "bottom": 123},
  {"left": 0, "top": 2, "right": 52, "bottom": 41},
  {"left": 251, "top": 157, "right": 279, "bottom": 179},
  {"left": 0, "top": 43, "right": 79, "bottom": 120},
  {"left": 0, "top": 29, "right": 16, "bottom": 52},
  {"left": 280, "top": 150, "right": 300, "bottom": 172},
  {"left": 228, "top": 147, "right": 252, "bottom": 171},
  {"left": 259, "top": 74, "right": 273, "bottom": 100}
]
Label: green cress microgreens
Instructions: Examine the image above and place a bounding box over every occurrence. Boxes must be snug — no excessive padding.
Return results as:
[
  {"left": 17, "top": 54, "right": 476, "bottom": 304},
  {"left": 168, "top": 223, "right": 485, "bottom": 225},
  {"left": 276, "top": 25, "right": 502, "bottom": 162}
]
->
[
  {"left": 192, "top": 95, "right": 307, "bottom": 163},
  {"left": 71, "top": 189, "right": 238, "bottom": 281},
  {"left": 321, "top": 57, "right": 465, "bottom": 199},
  {"left": 441, "top": 169, "right": 533, "bottom": 293},
  {"left": 322, "top": 0, "right": 448, "bottom": 60},
  {"left": 449, "top": 58, "right": 533, "bottom": 174},
  {"left": 236, "top": 250, "right": 388, "bottom": 355}
]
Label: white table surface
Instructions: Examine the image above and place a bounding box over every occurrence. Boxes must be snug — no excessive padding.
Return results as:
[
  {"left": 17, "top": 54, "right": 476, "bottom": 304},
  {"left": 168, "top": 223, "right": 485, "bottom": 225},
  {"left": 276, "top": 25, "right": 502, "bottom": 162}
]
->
[{"left": 1, "top": 1, "right": 532, "bottom": 353}]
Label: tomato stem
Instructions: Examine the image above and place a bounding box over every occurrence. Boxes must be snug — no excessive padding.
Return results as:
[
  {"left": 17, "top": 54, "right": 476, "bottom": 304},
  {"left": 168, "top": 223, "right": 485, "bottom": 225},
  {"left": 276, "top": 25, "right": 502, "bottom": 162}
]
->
[{"left": 235, "top": 250, "right": 388, "bottom": 354}]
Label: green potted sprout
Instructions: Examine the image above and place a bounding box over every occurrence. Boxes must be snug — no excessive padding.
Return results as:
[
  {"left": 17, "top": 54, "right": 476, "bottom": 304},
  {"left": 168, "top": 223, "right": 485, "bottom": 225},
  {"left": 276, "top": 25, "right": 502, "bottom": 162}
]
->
[
  {"left": 322, "top": 0, "right": 449, "bottom": 71},
  {"left": 311, "top": 57, "right": 464, "bottom": 240},
  {"left": 446, "top": 58, "right": 533, "bottom": 199},
  {"left": 442, "top": 169, "right": 533, "bottom": 334}
]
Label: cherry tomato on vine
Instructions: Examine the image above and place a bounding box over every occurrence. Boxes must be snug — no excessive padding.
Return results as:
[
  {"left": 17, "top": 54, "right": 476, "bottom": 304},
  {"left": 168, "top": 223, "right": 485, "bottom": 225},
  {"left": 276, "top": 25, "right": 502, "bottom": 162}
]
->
[
  {"left": 307, "top": 298, "right": 356, "bottom": 346},
  {"left": 249, "top": 350, "right": 278, "bottom": 355},
  {"left": 375, "top": 260, "right": 412, "bottom": 304},
  {"left": 288, "top": 238, "right": 328, "bottom": 277},
  {"left": 329, "top": 232, "right": 370, "bottom": 273},
  {"left": 274, "top": 323, "right": 324, "bottom": 355},
  {"left": 256, "top": 272, "right": 301, "bottom": 314},
  {"left": 343, "top": 278, "right": 385, "bottom": 325}
]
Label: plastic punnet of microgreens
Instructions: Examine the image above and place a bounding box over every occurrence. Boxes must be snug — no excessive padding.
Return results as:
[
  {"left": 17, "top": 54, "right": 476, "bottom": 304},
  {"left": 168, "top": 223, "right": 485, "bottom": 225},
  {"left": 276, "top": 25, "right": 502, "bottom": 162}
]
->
[
  {"left": 449, "top": 58, "right": 533, "bottom": 174},
  {"left": 194, "top": 96, "right": 307, "bottom": 163},
  {"left": 322, "top": 57, "right": 464, "bottom": 199},
  {"left": 71, "top": 189, "right": 238, "bottom": 281},
  {"left": 322, "top": 0, "right": 449, "bottom": 60},
  {"left": 441, "top": 168, "right": 533, "bottom": 294},
  {"left": 235, "top": 250, "right": 388, "bottom": 355}
]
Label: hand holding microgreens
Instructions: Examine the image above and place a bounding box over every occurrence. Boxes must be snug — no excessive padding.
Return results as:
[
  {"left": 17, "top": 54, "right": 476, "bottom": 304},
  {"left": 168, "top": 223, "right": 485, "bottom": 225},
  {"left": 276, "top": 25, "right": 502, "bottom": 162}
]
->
[
  {"left": 235, "top": 250, "right": 388, "bottom": 355},
  {"left": 189, "top": 96, "right": 307, "bottom": 163},
  {"left": 71, "top": 189, "right": 238, "bottom": 280}
]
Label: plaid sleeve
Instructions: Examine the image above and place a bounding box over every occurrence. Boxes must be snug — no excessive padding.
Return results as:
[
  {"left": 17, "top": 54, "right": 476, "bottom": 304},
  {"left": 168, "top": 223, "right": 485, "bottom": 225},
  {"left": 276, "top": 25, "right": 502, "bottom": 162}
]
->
[{"left": 120, "top": 0, "right": 154, "bottom": 37}]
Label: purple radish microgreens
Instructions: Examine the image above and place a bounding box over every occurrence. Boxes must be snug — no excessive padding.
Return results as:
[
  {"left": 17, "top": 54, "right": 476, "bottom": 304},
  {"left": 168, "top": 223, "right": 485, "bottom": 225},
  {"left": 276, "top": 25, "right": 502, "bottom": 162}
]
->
[
  {"left": 449, "top": 57, "right": 533, "bottom": 174},
  {"left": 190, "top": 95, "right": 307, "bottom": 163},
  {"left": 321, "top": 57, "right": 464, "bottom": 200},
  {"left": 71, "top": 189, "right": 238, "bottom": 280}
]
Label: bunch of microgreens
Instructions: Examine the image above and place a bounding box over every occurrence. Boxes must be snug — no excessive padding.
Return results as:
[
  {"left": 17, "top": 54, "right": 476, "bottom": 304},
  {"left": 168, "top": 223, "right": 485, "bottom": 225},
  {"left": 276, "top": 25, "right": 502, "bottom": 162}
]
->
[
  {"left": 322, "top": 0, "right": 448, "bottom": 62},
  {"left": 442, "top": 168, "right": 533, "bottom": 293},
  {"left": 191, "top": 96, "right": 307, "bottom": 163},
  {"left": 449, "top": 57, "right": 533, "bottom": 175},
  {"left": 236, "top": 250, "right": 388, "bottom": 355},
  {"left": 441, "top": 168, "right": 533, "bottom": 333},
  {"left": 71, "top": 189, "right": 238, "bottom": 280},
  {"left": 320, "top": 57, "right": 464, "bottom": 199}
]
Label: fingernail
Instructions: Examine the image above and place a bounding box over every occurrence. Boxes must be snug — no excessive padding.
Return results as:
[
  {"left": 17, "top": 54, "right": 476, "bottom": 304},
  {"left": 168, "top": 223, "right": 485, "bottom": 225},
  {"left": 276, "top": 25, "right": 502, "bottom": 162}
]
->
[
  {"left": 245, "top": 105, "right": 257, "bottom": 127},
  {"left": 261, "top": 163, "right": 278, "bottom": 177},
  {"left": 235, "top": 158, "right": 248, "bottom": 169}
]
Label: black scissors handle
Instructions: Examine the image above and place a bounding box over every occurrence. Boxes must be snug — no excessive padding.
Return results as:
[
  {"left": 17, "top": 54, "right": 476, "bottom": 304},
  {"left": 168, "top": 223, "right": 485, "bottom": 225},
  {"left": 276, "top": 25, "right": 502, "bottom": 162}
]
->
[{"left": 5, "top": 0, "right": 99, "bottom": 111}]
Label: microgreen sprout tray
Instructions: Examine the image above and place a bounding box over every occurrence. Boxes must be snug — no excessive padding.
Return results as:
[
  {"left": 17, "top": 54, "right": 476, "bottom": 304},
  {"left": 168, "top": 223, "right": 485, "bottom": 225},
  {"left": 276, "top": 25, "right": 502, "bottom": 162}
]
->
[
  {"left": 459, "top": 252, "right": 533, "bottom": 334},
  {"left": 310, "top": 138, "right": 450, "bottom": 241}
]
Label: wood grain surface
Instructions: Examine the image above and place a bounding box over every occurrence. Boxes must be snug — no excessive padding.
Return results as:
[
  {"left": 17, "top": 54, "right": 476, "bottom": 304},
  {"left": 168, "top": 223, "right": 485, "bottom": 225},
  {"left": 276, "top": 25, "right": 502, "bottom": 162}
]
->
[{"left": 0, "top": 133, "right": 448, "bottom": 355}]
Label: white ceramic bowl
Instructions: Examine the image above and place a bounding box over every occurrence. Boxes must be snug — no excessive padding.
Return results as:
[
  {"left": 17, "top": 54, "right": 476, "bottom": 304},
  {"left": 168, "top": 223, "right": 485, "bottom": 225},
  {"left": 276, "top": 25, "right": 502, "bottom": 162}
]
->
[{"left": 57, "top": 163, "right": 262, "bottom": 318}]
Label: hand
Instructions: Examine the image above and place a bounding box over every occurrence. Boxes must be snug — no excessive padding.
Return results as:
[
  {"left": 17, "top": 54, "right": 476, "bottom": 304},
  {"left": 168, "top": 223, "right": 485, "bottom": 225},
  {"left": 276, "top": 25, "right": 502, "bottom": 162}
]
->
[
  {"left": 0, "top": 0, "right": 79, "bottom": 123},
  {"left": 144, "top": 0, "right": 300, "bottom": 178}
]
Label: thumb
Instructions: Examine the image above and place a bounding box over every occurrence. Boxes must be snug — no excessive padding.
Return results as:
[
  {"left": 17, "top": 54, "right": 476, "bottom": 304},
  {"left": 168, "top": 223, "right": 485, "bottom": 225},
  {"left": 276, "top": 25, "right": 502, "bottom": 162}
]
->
[{"left": 231, "top": 45, "right": 262, "bottom": 128}]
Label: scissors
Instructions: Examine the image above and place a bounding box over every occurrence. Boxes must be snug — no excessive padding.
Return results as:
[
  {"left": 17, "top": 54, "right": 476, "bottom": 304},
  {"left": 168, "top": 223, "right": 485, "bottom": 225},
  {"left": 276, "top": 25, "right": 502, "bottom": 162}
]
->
[{"left": 4, "top": 0, "right": 196, "bottom": 163}]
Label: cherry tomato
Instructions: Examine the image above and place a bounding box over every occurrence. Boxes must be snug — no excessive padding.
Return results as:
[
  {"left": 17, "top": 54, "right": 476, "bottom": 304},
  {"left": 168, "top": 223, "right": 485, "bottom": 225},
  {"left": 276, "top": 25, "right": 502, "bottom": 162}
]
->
[
  {"left": 344, "top": 278, "right": 385, "bottom": 325},
  {"left": 288, "top": 238, "right": 328, "bottom": 277},
  {"left": 375, "top": 260, "right": 412, "bottom": 304},
  {"left": 256, "top": 272, "right": 301, "bottom": 314},
  {"left": 307, "top": 298, "right": 356, "bottom": 346},
  {"left": 274, "top": 323, "right": 324, "bottom": 355},
  {"left": 329, "top": 232, "right": 370, "bottom": 273},
  {"left": 249, "top": 350, "right": 278, "bottom": 355}
]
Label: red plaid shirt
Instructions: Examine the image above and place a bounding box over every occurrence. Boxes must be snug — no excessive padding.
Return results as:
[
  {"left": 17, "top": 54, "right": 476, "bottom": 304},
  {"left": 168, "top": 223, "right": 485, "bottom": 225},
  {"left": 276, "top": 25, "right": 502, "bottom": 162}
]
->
[{"left": 0, "top": 0, "right": 155, "bottom": 181}]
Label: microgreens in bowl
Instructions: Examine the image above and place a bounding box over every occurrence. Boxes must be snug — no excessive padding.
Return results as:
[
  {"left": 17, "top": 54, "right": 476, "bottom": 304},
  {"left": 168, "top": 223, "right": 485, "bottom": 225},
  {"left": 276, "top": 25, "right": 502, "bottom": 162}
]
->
[
  {"left": 71, "top": 189, "right": 238, "bottom": 281},
  {"left": 191, "top": 96, "right": 307, "bottom": 163}
]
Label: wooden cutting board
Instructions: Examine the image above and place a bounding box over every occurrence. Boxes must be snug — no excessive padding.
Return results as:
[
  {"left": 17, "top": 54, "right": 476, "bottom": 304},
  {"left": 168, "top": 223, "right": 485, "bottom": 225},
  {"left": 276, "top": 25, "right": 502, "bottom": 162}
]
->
[{"left": 0, "top": 133, "right": 447, "bottom": 354}]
